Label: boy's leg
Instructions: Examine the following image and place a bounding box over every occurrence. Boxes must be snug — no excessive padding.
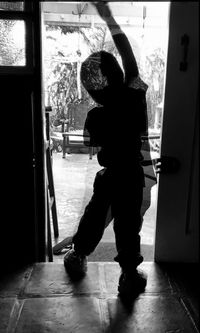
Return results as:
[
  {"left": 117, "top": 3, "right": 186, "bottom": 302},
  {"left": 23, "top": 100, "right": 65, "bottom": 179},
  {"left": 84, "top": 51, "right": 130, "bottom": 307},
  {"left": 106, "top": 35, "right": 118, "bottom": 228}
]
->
[
  {"left": 111, "top": 168, "right": 146, "bottom": 299},
  {"left": 64, "top": 168, "right": 112, "bottom": 278},
  {"left": 72, "top": 168, "right": 112, "bottom": 255},
  {"left": 112, "top": 182, "right": 144, "bottom": 270}
]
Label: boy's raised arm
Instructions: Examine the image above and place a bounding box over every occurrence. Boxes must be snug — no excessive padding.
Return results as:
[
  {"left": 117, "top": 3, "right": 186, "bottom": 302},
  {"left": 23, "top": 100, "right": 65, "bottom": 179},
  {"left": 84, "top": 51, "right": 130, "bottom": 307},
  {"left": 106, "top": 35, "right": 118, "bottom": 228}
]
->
[{"left": 93, "top": 2, "right": 139, "bottom": 85}]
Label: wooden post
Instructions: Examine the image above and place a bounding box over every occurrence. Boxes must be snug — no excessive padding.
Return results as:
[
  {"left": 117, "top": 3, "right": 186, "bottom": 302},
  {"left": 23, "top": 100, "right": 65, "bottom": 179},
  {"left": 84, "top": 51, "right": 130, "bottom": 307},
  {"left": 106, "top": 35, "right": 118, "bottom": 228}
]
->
[
  {"left": 62, "top": 134, "right": 66, "bottom": 158},
  {"left": 66, "top": 121, "right": 70, "bottom": 154}
]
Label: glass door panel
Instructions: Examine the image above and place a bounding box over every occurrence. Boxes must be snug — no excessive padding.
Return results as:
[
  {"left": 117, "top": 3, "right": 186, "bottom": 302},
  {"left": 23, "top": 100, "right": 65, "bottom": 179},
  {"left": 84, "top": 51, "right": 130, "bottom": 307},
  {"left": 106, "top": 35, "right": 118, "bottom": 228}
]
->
[{"left": 0, "top": 19, "right": 25, "bottom": 66}]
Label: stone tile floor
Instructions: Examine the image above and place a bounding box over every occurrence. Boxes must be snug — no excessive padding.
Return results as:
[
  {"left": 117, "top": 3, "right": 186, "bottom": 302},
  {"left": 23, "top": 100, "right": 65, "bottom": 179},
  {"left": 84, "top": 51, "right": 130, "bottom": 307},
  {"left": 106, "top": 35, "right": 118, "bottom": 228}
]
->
[{"left": 0, "top": 262, "right": 198, "bottom": 332}]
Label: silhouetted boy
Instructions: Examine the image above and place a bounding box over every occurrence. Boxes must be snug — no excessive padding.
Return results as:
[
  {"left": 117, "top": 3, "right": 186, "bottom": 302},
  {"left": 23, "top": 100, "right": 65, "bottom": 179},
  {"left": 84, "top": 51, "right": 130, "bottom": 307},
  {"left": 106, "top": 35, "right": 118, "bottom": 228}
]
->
[{"left": 64, "top": 2, "right": 149, "bottom": 301}]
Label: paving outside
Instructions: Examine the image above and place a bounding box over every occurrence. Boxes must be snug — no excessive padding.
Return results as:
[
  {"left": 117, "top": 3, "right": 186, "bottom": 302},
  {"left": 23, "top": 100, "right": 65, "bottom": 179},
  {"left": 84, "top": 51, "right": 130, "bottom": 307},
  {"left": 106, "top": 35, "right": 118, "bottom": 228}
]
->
[{"left": 51, "top": 151, "right": 157, "bottom": 262}]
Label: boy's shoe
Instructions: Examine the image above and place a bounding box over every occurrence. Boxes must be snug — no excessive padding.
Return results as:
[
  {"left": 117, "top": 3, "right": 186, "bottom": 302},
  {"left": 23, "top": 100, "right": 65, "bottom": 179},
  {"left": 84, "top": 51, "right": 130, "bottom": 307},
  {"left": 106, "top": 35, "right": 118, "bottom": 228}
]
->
[
  {"left": 118, "top": 269, "right": 147, "bottom": 302},
  {"left": 64, "top": 247, "right": 87, "bottom": 280}
]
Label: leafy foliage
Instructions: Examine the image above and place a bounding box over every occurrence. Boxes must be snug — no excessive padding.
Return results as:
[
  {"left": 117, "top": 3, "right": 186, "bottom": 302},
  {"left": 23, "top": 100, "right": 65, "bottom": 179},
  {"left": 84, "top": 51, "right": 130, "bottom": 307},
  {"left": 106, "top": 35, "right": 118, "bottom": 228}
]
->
[
  {"left": 139, "top": 48, "right": 166, "bottom": 128},
  {"left": 45, "top": 24, "right": 115, "bottom": 130},
  {"left": 0, "top": 20, "right": 24, "bottom": 65},
  {"left": 45, "top": 24, "right": 166, "bottom": 131}
]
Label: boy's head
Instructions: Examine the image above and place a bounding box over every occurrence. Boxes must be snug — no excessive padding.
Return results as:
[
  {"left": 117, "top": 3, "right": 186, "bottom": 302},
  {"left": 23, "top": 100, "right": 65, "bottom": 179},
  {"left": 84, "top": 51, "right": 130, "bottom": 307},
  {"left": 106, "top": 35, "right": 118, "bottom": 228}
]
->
[{"left": 80, "top": 51, "right": 124, "bottom": 103}]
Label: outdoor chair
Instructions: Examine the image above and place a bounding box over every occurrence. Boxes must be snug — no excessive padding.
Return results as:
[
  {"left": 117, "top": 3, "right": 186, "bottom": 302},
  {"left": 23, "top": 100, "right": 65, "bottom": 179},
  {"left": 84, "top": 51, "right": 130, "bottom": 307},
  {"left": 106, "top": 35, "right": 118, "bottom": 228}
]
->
[{"left": 62, "top": 132, "right": 94, "bottom": 159}]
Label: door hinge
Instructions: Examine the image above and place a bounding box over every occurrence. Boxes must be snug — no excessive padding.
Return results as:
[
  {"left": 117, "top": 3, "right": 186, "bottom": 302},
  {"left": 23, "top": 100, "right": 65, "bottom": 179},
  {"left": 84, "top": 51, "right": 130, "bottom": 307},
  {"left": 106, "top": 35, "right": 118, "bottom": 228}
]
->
[{"left": 33, "top": 154, "right": 36, "bottom": 168}]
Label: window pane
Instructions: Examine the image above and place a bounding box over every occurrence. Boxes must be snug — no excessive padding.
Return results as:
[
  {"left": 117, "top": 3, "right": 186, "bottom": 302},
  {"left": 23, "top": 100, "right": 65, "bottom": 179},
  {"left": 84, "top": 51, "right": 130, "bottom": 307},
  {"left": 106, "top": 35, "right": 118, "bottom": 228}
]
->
[
  {"left": 0, "top": 20, "right": 25, "bottom": 66},
  {"left": 0, "top": 2, "right": 24, "bottom": 11}
]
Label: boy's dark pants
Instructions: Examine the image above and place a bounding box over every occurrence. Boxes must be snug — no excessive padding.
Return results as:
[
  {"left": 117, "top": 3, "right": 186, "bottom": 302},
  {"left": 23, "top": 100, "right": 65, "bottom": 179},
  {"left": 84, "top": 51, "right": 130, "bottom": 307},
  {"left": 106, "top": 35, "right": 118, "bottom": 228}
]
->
[{"left": 73, "top": 166, "right": 144, "bottom": 270}]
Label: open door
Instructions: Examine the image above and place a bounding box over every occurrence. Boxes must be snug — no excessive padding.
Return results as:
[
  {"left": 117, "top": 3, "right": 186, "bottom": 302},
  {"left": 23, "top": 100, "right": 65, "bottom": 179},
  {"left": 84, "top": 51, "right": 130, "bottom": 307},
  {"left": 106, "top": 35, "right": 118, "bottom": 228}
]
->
[
  {"left": 154, "top": 2, "right": 199, "bottom": 263},
  {"left": 0, "top": 1, "right": 46, "bottom": 268},
  {"left": 40, "top": 2, "right": 198, "bottom": 264},
  {"left": 41, "top": 2, "right": 170, "bottom": 261}
]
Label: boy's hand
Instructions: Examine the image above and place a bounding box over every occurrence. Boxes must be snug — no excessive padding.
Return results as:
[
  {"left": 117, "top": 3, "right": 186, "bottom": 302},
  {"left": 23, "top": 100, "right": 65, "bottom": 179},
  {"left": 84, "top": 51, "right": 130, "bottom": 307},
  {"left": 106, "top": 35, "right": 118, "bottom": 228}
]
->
[
  {"left": 92, "top": 2, "right": 112, "bottom": 21},
  {"left": 153, "top": 156, "right": 180, "bottom": 174}
]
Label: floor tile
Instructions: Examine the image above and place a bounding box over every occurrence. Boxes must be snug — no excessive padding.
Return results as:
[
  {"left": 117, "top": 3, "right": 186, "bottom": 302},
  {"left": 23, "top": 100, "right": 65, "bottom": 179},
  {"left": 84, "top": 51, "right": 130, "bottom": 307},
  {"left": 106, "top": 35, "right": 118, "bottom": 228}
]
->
[
  {"left": 106, "top": 295, "right": 197, "bottom": 333},
  {"left": 141, "top": 262, "right": 172, "bottom": 293},
  {"left": 164, "top": 263, "right": 199, "bottom": 329},
  {"left": 0, "top": 266, "right": 32, "bottom": 297},
  {"left": 103, "top": 262, "right": 172, "bottom": 295},
  {"left": 102, "top": 263, "right": 120, "bottom": 294},
  {"left": 24, "top": 263, "right": 101, "bottom": 297},
  {"left": 15, "top": 296, "right": 104, "bottom": 333},
  {"left": 0, "top": 298, "right": 17, "bottom": 333},
  {"left": 0, "top": 262, "right": 198, "bottom": 333}
]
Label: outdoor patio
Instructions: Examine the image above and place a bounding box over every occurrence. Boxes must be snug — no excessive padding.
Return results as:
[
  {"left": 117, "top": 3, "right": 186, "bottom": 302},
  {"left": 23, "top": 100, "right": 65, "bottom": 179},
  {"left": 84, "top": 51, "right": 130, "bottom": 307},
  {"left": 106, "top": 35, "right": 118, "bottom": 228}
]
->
[{"left": 51, "top": 151, "right": 157, "bottom": 262}]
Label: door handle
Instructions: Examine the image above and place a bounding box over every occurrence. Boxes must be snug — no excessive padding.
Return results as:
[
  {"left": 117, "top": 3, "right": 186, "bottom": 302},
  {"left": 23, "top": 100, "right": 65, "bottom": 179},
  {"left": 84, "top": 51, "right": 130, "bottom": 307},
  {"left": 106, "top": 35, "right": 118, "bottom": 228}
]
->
[{"left": 153, "top": 156, "right": 180, "bottom": 174}]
